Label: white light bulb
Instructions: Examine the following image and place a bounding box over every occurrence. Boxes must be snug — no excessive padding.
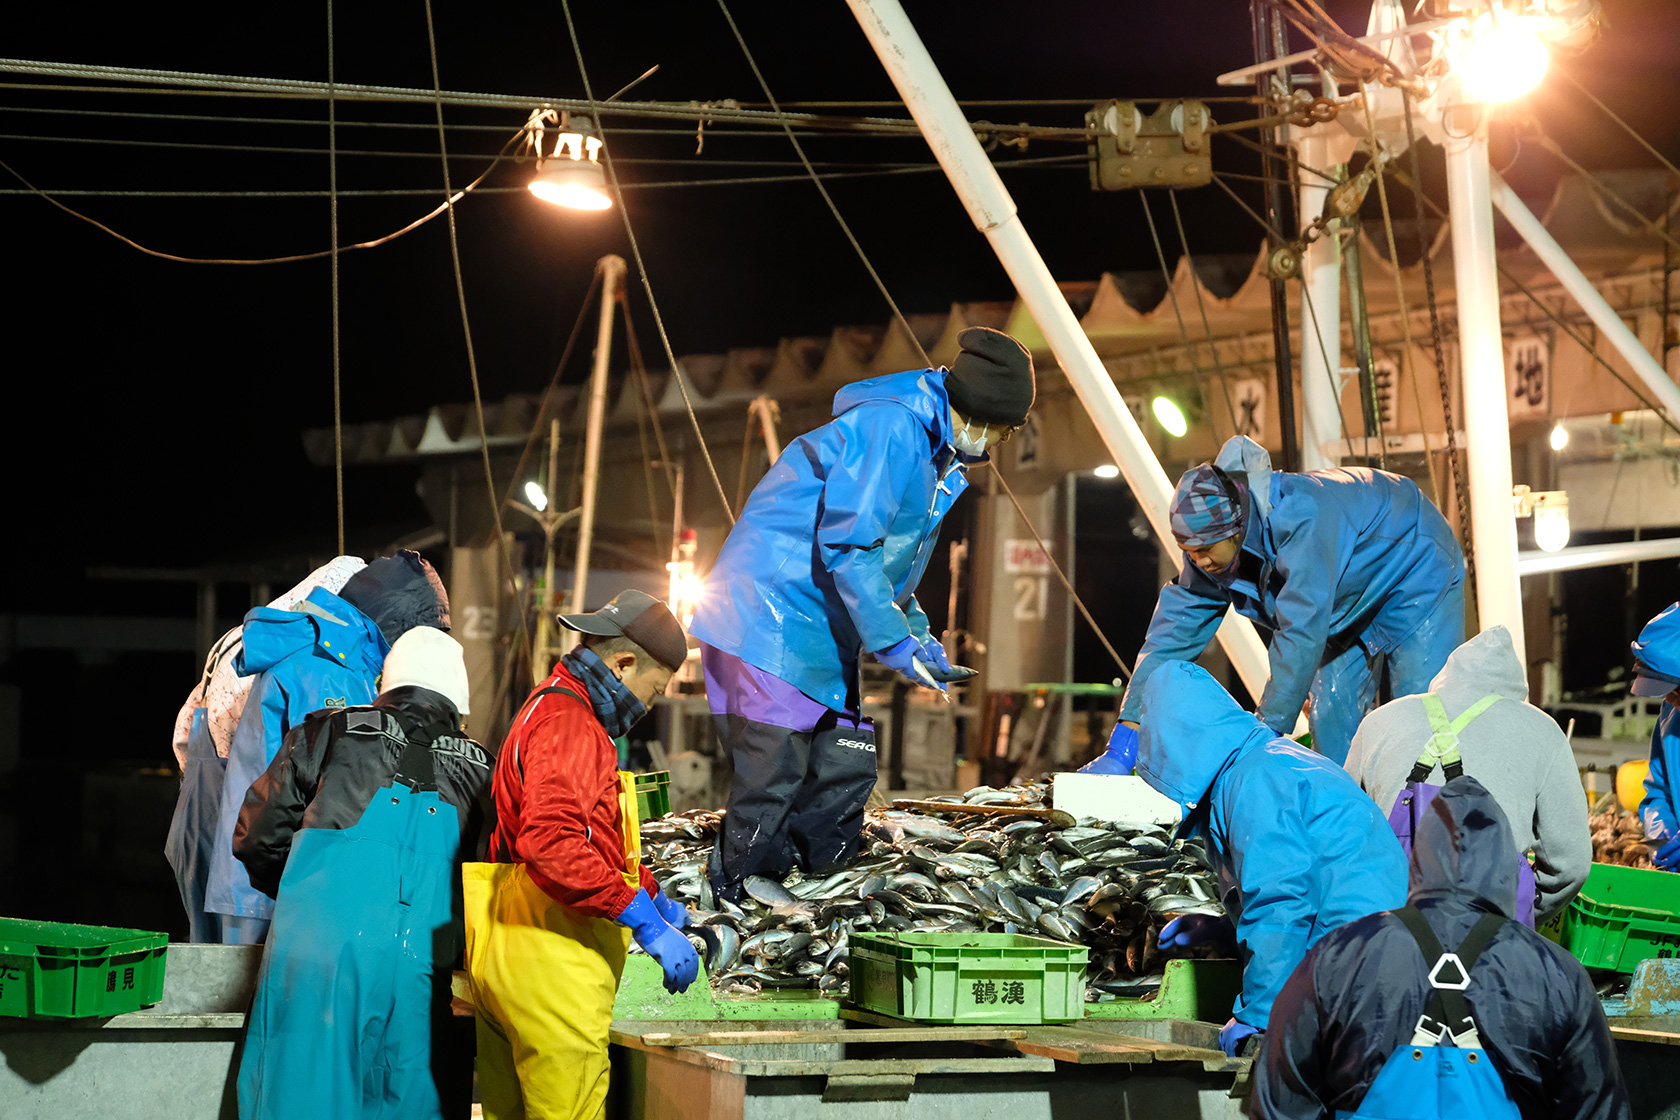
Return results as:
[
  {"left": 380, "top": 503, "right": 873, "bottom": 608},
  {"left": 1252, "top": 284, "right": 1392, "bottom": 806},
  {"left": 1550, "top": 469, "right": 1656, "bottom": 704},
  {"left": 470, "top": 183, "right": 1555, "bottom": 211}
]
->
[
  {"left": 1550, "top": 422, "right": 1569, "bottom": 452},
  {"left": 1533, "top": 498, "right": 1571, "bottom": 553},
  {"left": 524, "top": 480, "right": 549, "bottom": 512},
  {"left": 527, "top": 180, "right": 613, "bottom": 211},
  {"left": 1151, "top": 397, "right": 1188, "bottom": 438},
  {"left": 1457, "top": 11, "right": 1550, "bottom": 103},
  {"left": 1094, "top": 464, "right": 1121, "bottom": 479}
]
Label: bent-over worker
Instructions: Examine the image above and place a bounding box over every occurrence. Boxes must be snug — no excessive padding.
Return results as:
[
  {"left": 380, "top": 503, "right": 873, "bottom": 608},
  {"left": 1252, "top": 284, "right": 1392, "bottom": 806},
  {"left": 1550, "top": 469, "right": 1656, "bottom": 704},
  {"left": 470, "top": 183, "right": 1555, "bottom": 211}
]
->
[
  {"left": 1347, "top": 625, "right": 1591, "bottom": 924},
  {"left": 233, "top": 627, "right": 491, "bottom": 1120},
  {"left": 1627, "top": 603, "right": 1680, "bottom": 872},
  {"left": 463, "top": 590, "right": 698, "bottom": 1120},
  {"left": 690, "top": 326, "right": 1035, "bottom": 904},
  {"left": 1135, "top": 660, "right": 1408, "bottom": 1056},
  {"left": 1251, "top": 777, "right": 1630, "bottom": 1120},
  {"left": 1116, "top": 435, "right": 1464, "bottom": 767}
]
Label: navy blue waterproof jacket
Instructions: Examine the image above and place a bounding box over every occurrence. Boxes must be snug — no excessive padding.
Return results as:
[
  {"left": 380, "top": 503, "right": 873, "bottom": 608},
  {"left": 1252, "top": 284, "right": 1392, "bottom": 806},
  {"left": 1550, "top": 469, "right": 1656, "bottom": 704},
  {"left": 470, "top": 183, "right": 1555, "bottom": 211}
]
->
[
  {"left": 689, "top": 368, "right": 968, "bottom": 711},
  {"left": 1121, "top": 448, "right": 1463, "bottom": 731},
  {"left": 1630, "top": 603, "right": 1680, "bottom": 846},
  {"left": 1135, "top": 661, "right": 1408, "bottom": 1029},
  {"left": 203, "top": 586, "right": 390, "bottom": 920},
  {"left": 1252, "top": 778, "right": 1630, "bottom": 1120}
]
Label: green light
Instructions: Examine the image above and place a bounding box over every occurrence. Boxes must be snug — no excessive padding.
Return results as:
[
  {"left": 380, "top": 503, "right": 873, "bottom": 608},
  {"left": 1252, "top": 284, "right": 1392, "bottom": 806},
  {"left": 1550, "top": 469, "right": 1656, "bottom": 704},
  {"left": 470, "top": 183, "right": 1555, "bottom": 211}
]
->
[{"left": 1151, "top": 396, "right": 1188, "bottom": 438}]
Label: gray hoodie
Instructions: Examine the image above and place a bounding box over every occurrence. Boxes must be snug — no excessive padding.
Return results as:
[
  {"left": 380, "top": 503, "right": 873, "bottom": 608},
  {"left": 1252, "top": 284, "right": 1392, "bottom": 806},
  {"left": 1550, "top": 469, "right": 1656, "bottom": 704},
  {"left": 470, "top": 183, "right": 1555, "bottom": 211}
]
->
[{"left": 1345, "top": 625, "right": 1591, "bottom": 922}]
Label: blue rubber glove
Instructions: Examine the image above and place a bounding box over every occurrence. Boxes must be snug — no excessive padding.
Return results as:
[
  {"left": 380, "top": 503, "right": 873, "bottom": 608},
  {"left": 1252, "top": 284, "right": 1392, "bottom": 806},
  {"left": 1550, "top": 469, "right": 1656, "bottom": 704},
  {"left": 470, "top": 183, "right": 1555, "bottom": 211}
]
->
[
  {"left": 1078, "top": 723, "right": 1140, "bottom": 774},
  {"left": 1218, "top": 1019, "right": 1261, "bottom": 1057},
  {"left": 1159, "top": 913, "right": 1233, "bottom": 950},
  {"left": 650, "top": 889, "right": 690, "bottom": 930},
  {"left": 1654, "top": 835, "right": 1680, "bottom": 872},
  {"left": 919, "top": 636, "right": 952, "bottom": 674},
  {"left": 918, "top": 636, "right": 978, "bottom": 683},
  {"left": 617, "top": 891, "right": 699, "bottom": 993},
  {"left": 876, "top": 636, "right": 945, "bottom": 692}
]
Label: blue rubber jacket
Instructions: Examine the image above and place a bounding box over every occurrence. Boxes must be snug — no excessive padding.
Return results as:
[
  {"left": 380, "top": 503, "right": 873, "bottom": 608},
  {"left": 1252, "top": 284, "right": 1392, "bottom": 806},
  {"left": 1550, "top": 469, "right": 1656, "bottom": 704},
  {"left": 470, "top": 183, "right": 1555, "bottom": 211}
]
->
[
  {"left": 203, "top": 586, "right": 390, "bottom": 920},
  {"left": 1135, "top": 660, "right": 1408, "bottom": 1029},
  {"left": 689, "top": 369, "right": 968, "bottom": 711},
  {"left": 1252, "top": 778, "right": 1630, "bottom": 1120},
  {"left": 1120, "top": 459, "right": 1463, "bottom": 732},
  {"left": 1631, "top": 603, "right": 1680, "bottom": 845}
]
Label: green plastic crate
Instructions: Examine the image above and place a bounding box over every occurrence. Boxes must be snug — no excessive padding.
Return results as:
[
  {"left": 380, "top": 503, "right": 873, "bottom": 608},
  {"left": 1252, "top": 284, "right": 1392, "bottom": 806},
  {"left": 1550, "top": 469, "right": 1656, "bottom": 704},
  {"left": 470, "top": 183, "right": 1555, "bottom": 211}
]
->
[
  {"left": 848, "top": 931, "right": 1088, "bottom": 1024},
  {"left": 634, "top": 771, "right": 670, "bottom": 821},
  {"left": 1556, "top": 863, "right": 1680, "bottom": 973},
  {"left": 0, "top": 918, "right": 167, "bottom": 1019}
]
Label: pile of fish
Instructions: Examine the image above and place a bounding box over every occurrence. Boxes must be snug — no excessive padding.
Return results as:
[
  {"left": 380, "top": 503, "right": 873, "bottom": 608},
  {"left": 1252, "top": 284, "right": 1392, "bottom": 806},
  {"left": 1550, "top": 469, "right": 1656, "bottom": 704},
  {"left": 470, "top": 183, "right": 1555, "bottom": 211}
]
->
[
  {"left": 1589, "top": 804, "right": 1654, "bottom": 869},
  {"left": 640, "top": 782, "right": 1225, "bottom": 1002}
]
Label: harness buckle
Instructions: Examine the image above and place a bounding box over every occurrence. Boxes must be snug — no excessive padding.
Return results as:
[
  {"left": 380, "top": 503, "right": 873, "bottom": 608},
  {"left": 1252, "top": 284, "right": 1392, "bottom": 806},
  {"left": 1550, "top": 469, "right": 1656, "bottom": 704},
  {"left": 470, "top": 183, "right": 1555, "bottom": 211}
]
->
[
  {"left": 1410, "top": 1014, "right": 1449, "bottom": 1046},
  {"left": 1427, "top": 952, "right": 1471, "bottom": 990}
]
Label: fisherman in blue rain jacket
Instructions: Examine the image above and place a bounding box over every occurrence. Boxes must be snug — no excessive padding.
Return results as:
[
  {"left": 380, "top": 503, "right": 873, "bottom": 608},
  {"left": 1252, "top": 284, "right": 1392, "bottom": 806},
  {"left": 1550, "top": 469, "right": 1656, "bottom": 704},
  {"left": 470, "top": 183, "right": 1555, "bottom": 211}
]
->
[
  {"left": 1625, "top": 603, "right": 1680, "bottom": 872},
  {"left": 1114, "top": 435, "right": 1464, "bottom": 767},
  {"left": 1134, "top": 660, "right": 1408, "bottom": 1056},
  {"left": 691, "top": 327, "right": 1035, "bottom": 905},
  {"left": 203, "top": 550, "right": 451, "bottom": 944}
]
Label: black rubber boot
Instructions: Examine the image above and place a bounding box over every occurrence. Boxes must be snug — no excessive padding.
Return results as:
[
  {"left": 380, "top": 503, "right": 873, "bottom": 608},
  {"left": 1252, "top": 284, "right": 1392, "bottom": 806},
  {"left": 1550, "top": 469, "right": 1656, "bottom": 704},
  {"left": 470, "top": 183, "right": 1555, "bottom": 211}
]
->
[{"left": 705, "top": 715, "right": 811, "bottom": 905}]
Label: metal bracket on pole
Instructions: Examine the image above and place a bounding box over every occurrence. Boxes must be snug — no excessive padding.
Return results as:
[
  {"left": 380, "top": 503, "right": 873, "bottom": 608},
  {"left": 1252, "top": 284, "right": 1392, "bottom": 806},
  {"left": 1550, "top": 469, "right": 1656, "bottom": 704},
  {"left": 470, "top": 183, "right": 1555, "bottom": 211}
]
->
[{"left": 845, "top": 0, "right": 1272, "bottom": 701}]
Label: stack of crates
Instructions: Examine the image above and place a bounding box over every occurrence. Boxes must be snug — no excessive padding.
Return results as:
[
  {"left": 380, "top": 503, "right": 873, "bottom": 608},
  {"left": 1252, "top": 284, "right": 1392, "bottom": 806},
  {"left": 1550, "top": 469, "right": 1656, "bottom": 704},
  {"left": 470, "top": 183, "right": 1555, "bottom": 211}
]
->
[
  {"left": 634, "top": 771, "right": 671, "bottom": 821},
  {"left": 0, "top": 918, "right": 168, "bottom": 1018}
]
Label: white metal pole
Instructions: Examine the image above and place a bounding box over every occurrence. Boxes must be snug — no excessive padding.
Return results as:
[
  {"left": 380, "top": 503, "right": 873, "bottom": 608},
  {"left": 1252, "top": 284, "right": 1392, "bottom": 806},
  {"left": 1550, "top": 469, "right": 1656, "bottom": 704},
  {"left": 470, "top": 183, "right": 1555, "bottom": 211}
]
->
[
  {"left": 567, "top": 253, "right": 626, "bottom": 644},
  {"left": 1517, "top": 536, "right": 1680, "bottom": 577},
  {"left": 1489, "top": 171, "right": 1680, "bottom": 424},
  {"left": 845, "top": 0, "right": 1271, "bottom": 698},
  {"left": 1442, "top": 112, "right": 1525, "bottom": 656},
  {"left": 1296, "top": 132, "right": 1344, "bottom": 471}
]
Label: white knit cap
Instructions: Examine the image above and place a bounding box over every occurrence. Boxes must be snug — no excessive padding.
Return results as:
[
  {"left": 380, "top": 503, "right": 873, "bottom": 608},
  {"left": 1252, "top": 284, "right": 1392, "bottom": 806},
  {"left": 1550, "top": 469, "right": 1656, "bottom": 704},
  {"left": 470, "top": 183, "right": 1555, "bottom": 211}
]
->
[{"left": 380, "top": 627, "right": 470, "bottom": 716}]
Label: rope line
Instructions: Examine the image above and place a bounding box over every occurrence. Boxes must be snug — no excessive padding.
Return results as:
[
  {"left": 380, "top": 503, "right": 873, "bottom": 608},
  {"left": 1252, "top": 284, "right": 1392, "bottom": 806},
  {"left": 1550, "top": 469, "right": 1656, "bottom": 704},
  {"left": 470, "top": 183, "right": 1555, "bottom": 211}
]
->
[
  {"left": 1558, "top": 69, "right": 1680, "bottom": 184},
  {"left": 1168, "top": 188, "right": 1244, "bottom": 436},
  {"left": 1139, "top": 190, "right": 1225, "bottom": 439},
  {"left": 327, "top": 0, "right": 344, "bottom": 557},
  {"left": 559, "top": 0, "right": 737, "bottom": 526},
  {"left": 421, "top": 0, "right": 529, "bottom": 671}
]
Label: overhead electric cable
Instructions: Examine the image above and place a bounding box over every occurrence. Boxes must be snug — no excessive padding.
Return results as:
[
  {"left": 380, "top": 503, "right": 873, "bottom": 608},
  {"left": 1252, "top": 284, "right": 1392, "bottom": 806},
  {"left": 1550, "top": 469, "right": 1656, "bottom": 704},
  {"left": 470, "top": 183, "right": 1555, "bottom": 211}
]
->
[
  {"left": 559, "top": 0, "right": 737, "bottom": 526},
  {"left": 421, "top": 0, "right": 528, "bottom": 666}
]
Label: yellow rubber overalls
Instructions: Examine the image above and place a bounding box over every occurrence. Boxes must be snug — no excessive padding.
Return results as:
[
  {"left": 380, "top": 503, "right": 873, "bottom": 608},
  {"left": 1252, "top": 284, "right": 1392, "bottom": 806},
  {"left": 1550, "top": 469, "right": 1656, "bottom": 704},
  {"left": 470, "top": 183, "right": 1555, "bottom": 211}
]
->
[{"left": 462, "top": 771, "right": 642, "bottom": 1120}]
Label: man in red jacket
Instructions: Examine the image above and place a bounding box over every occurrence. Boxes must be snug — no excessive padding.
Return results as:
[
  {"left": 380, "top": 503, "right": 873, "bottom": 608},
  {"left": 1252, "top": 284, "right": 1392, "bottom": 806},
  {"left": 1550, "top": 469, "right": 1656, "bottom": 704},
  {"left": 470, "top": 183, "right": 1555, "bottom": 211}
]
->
[{"left": 462, "top": 589, "right": 697, "bottom": 1120}]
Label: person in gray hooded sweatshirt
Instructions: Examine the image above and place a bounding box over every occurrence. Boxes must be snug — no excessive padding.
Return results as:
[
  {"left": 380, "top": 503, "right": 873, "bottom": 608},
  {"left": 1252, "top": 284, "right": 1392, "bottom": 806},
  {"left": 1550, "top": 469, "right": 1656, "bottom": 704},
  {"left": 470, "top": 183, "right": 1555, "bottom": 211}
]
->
[{"left": 1345, "top": 625, "right": 1590, "bottom": 925}]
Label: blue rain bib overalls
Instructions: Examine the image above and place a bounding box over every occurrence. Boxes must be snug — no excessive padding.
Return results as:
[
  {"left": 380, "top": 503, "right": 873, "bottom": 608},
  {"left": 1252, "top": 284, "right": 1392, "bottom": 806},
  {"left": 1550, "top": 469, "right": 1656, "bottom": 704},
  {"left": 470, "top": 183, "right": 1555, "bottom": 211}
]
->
[
  {"left": 164, "top": 706, "right": 229, "bottom": 943},
  {"left": 1340, "top": 908, "right": 1521, "bottom": 1120},
  {"left": 238, "top": 715, "right": 462, "bottom": 1120}
]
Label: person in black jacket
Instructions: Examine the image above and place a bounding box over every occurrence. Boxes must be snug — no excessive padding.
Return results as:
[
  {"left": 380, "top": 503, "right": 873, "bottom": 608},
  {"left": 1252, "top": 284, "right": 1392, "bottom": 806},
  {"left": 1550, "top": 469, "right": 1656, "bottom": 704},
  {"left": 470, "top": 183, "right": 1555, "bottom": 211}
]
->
[
  {"left": 232, "top": 627, "right": 492, "bottom": 1120},
  {"left": 1252, "top": 776, "right": 1630, "bottom": 1120}
]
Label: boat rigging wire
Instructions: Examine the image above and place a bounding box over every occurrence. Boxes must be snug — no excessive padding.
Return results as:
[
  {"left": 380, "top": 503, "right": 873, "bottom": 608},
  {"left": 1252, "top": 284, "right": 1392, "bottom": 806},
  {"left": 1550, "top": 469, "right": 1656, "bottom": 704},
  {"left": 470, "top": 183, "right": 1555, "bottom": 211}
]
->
[
  {"left": 328, "top": 0, "right": 344, "bottom": 555},
  {"left": 1138, "top": 189, "right": 1238, "bottom": 439},
  {"left": 1557, "top": 68, "right": 1680, "bottom": 185},
  {"left": 559, "top": 0, "right": 737, "bottom": 528}
]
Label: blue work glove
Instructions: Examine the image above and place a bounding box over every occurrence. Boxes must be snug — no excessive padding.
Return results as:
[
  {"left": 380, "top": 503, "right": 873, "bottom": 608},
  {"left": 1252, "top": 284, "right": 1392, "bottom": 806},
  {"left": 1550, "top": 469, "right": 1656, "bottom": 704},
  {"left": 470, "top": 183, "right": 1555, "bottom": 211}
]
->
[
  {"left": 1159, "top": 914, "right": 1234, "bottom": 951},
  {"left": 617, "top": 891, "right": 700, "bottom": 993},
  {"left": 876, "top": 636, "right": 945, "bottom": 692},
  {"left": 1654, "top": 835, "right": 1680, "bottom": 872},
  {"left": 1218, "top": 1019, "right": 1261, "bottom": 1057},
  {"left": 1078, "top": 722, "right": 1140, "bottom": 774},
  {"left": 918, "top": 636, "right": 978, "bottom": 683},
  {"left": 650, "top": 888, "right": 690, "bottom": 929}
]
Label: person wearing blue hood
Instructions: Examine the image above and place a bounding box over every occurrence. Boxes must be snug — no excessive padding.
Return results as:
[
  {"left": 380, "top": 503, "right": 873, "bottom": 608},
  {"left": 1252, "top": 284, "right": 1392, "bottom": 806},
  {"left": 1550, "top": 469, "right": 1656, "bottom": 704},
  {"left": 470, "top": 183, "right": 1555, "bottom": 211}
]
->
[
  {"left": 1252, "top": 776, "right": 1629, "bottom": 1120},
  {"left": 690, "top": 327, "right": 1035, "bottom": 905},
  {"left": 1103, "top": 435, "right": 1463, "bottom": 770},
  {"left": 203, "top": 549, "right": 451, "bottom": 945},
  {"left": 1627, "top": 603, "right": 1680, "bottom": 873},
  {"left": 1134, "top": 660, "right": 1408, "bottom": 1056}
]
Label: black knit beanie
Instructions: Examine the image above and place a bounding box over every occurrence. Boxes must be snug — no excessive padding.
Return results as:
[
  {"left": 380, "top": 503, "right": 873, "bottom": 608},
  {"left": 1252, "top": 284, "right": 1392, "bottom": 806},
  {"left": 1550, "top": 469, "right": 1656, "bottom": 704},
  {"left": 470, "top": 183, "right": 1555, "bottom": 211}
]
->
[{"left": 944, "top": 326, "right": 1035, "bottom": 426}]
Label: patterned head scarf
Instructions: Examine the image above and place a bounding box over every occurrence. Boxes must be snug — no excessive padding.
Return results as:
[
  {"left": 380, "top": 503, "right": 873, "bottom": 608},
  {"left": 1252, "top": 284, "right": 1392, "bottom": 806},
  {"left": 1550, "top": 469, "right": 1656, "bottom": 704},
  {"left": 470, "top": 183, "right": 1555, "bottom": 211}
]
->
[{"left": 1169, "top": 464, "right": 1247, "bottom": 548}]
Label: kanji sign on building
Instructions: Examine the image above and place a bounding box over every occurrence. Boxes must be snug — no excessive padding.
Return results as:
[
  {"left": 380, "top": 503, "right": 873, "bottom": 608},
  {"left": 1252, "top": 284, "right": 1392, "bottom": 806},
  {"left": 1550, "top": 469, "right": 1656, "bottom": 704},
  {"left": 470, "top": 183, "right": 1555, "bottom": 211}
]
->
[{"left": 1507, "top": 335, "right": 1549, "bottom": 422}]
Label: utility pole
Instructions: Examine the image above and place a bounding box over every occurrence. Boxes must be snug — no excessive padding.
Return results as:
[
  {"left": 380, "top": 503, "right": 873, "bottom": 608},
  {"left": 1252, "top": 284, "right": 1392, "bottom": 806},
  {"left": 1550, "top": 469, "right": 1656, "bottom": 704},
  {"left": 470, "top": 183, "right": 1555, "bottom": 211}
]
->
[
  {"left": 1294, "top": 110, "right": 1355, "bottom": 470},
  {"left": 564, "top": 253, "right": 627, "bottom": 647}
]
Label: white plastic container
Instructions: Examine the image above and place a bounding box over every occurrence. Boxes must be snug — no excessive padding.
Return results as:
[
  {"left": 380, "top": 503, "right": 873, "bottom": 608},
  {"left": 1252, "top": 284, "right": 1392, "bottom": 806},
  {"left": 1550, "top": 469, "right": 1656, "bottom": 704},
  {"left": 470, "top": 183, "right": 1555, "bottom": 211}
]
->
[{"left": 1051, "top": 772, "right": 1181, "bottom": 826}]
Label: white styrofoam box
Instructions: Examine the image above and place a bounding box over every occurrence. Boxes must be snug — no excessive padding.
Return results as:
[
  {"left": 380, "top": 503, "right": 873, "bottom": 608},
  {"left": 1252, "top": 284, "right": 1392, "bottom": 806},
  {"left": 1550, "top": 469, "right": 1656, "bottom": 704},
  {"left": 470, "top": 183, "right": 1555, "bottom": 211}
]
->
[{"left": 1051, "top": 772, "right": 1181, "bottom": 826}]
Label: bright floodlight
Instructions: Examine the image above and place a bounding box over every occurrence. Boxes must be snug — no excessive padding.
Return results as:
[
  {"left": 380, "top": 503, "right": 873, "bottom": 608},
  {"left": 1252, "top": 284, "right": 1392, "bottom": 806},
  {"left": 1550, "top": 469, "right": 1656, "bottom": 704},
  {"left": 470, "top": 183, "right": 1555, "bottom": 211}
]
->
[
  {"left": 1094, "top": 464, "right": 1121, "bottom": 479},
  {"left": 1534, "top": 496, "right": 1571, "bottom": 553},
  {"left": 1550, "top": 422, "right": 1569, "bottom": 451},
  {"left": 1151, "top": 396, "right": 1188, "bottom": 438},
  {"left": 524, "top": 480, "right": 549, "bottom": 512},
  {"left": 1457, "top": 10, "right": 1549, "bottom": 103},
  {"left": 528, "top": 118, "right": 612, "bottom": 211}
]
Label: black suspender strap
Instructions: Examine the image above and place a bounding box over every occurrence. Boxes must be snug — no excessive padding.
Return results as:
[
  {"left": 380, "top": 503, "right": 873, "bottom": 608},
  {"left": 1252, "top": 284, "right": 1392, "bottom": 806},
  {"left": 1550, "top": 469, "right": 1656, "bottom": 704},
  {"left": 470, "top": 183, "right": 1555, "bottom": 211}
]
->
[
  {"left": 512, "top": 685, "right": 589, "bottom": 780},
  {"left": 1394, "top": 907, "right": 1507, "bottom": 1045}
]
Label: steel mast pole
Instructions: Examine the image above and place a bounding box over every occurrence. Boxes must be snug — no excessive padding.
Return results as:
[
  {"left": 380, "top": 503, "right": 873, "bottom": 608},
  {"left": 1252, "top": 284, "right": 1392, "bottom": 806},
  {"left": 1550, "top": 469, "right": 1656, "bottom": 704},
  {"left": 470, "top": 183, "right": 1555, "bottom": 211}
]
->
[
  {"left": 1295, "top": 128, "right": 1349, "bottom": 470},
  {"left": 1441, "top": 106, "right": 1525, "bottom": 655},
  {"left": 845, "top": 0, "right": 1272, "bottom": 699},
  {"left": 565, "top": 253, "right": 626, "bottom": 649}
]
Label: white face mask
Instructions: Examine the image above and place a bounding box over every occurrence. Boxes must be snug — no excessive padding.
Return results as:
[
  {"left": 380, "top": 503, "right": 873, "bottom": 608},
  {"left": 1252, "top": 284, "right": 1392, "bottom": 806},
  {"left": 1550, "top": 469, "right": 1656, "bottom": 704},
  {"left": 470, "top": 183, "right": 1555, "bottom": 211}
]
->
[{"left": 951, "top": 411, "right": 990, "bottom": 457}]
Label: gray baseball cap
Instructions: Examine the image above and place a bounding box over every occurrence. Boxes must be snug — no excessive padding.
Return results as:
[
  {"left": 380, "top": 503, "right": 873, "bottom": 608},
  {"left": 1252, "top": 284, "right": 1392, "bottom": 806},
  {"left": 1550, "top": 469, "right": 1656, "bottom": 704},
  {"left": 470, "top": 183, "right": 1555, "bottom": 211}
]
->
[{"left": 558, "top": 589, "right": 689, "bottom": 672}]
